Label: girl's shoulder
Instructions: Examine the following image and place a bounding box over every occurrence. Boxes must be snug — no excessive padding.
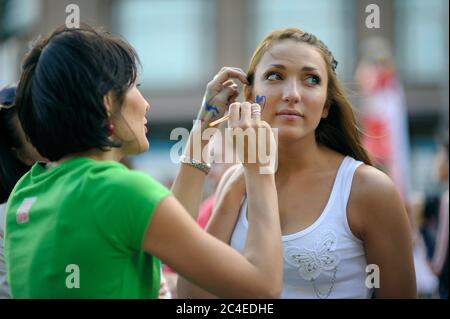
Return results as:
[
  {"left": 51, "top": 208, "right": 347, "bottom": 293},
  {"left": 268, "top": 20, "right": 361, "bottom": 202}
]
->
[
  {"left": 351, "top": 164, "right": 398, "bottom": 200},
  {"left": 347, "top": 164, "right": 407, "bottom": 237}
]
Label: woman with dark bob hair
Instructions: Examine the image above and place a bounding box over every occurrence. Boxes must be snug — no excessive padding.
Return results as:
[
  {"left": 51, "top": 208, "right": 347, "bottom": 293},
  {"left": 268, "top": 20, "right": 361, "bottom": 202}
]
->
[{"left": 5, "top": 25, "right": 282, "bottom": 298}]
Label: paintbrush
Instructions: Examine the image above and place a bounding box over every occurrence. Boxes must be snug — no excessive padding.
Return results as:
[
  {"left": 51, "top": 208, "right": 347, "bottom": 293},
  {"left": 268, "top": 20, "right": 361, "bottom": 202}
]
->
[{"left": 208, "top": 95, "right": 266, "bottom": 127}]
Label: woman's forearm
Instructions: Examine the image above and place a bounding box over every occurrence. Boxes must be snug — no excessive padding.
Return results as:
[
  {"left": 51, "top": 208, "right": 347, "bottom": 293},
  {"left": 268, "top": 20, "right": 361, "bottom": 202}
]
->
[
  {"left": 243, "top": 169, "right": 282, "bottom": 290},
  {"left": 171, "top": 129, "right": 209, "bottom": 220}
]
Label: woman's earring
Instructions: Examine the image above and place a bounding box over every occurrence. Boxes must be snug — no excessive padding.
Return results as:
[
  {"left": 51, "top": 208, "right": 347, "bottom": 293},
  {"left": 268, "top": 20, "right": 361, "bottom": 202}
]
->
[{"left": 107, "top": 123, "right": 114, "bottom": 136}]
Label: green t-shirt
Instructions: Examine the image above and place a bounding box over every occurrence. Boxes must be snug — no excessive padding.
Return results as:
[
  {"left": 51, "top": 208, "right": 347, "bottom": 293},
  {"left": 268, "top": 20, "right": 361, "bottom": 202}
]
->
[{"left": 4, "top": 157, "right": 171, "bottom": 298}]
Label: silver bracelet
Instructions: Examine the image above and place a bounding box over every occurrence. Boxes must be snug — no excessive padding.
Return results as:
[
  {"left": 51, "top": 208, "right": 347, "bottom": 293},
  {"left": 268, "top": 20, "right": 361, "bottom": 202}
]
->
[{"left": 179, "top": 155, "right": 211, "bottom": 175}]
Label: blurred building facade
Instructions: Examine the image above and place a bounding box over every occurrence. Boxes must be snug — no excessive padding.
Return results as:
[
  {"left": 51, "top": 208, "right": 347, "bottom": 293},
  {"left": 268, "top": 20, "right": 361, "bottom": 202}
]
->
[{"left": 0, "top": 0, "right": 448, "bottom": 189}]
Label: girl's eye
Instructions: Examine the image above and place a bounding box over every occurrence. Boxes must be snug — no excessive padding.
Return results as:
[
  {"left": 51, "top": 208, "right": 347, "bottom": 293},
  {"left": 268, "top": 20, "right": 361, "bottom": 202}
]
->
[
  {"left": 305, "top": 75, "right": 321, "bottom": 85},
  {"left": 136, "top": 83, "right": 142, "bottom": 88},
  {"left": 266, "top": 72, "right": 282, "bottom": 81}
]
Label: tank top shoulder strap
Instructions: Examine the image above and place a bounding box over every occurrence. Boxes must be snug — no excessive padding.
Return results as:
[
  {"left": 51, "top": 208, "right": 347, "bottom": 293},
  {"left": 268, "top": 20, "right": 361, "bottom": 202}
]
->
[{"left": 336, "top": 156, "right": 364, "bottom": 211}]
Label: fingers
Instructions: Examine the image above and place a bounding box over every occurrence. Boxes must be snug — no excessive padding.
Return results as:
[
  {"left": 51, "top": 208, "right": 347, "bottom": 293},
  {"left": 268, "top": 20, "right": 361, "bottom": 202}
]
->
[
  {"left": 223, "top": 79, "right": 236, "bottom": 88},
  {"left": 227, "top": 102, "right": 275, "bottom": 169},
  {"left": 229, "top": 102, "right": 240, "bottom": 126},
  {"left": 204, "top": 67, "right": 245, "bottom": 108},
  {"left": 223, "top": 79, "right": 239, "bottom": 95},
  {"left": 251, "top": 103, "right": 261, "bottom": 122},
  {"left": 227, "top": 88, "right": 239, "bottom": 105},
  {"left": 228, "top": 102, "right": 261, "bottom": 126},
  {"left": 241, "top": 102, "right": 252, "bottom": 122},
  {"left": 220, "top": 80, "right": 239, "bottom": 105},
  {"left": 212, "top": 67, "right": 249, "bottom": 87},
  {"left": 237, "top": 102, "right": 262, "bottom": 123}
]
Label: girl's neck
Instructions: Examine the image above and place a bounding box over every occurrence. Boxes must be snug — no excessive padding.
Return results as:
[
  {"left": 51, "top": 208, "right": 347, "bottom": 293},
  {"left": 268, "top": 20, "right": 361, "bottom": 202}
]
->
[{"left": 275, "top": 135, "right": 335, "bottom": 177}]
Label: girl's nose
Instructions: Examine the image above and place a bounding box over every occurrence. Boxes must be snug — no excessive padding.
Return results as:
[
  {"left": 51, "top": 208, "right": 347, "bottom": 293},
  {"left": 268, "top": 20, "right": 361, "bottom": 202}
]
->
[{"left": 282, "top": 80, "right": 301, "bottom": 104}]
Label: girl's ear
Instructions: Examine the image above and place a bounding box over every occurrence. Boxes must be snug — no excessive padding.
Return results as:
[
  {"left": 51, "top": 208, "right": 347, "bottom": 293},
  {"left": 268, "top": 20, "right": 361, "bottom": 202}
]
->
[{"left": 322, "top": 100, "right": 331, "bottom": 119}]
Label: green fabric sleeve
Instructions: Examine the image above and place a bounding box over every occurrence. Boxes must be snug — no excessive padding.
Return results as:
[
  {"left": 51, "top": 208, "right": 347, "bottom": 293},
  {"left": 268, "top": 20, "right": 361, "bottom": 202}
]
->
[{"left": 93, "top": 169, "right": 172, "bottom": 252}]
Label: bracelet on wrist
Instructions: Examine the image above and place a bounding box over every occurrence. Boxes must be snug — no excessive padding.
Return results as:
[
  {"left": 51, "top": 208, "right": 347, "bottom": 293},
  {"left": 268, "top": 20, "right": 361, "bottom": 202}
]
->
[{"left": 179, "top": 155, "right": 211, "bottom": 175}]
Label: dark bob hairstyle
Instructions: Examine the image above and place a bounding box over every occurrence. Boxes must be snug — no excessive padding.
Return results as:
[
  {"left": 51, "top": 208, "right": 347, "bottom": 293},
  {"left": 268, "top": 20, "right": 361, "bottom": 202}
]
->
[
  {"left": 15, "top": 24, "right": 140, "bottom": 161},
  {"left": 0, "top": 85, "right": 29, "bottom": 203}
]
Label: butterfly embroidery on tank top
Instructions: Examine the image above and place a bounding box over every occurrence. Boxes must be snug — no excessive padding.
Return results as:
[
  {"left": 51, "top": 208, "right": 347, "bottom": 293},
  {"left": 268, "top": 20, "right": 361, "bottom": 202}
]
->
[{"left": 284, "top": 231, "right": 340, "bottom": 299}]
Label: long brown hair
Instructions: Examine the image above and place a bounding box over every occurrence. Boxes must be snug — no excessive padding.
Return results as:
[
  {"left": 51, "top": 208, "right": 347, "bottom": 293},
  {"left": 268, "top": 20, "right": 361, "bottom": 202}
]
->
[{"left": 245, "top": 28, "right": 372, "bottom": 165}]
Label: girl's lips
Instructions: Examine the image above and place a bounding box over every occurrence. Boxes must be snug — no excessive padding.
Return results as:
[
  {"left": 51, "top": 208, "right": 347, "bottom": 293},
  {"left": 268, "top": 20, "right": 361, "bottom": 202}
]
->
[
  {"left": 276, "top": 109, "right": 303, "bottom": 117},
  {"left": 277, "top": 114, "right": 302, "bottom": 121}
]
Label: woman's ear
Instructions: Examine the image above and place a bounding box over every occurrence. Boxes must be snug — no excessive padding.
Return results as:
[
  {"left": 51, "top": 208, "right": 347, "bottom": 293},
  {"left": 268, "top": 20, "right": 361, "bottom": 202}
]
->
[
  {"left": 103, "top": 92, "right": 114, "bottom": 116},
  {"left": 322, "top": 100, "right": 331, "bottom": 119}
]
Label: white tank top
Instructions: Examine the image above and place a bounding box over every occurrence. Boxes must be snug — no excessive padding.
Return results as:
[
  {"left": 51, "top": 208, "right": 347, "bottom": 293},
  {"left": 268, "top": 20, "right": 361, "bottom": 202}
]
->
[{"left": 230, "top": 156, "right": 372, "bottom": 299}]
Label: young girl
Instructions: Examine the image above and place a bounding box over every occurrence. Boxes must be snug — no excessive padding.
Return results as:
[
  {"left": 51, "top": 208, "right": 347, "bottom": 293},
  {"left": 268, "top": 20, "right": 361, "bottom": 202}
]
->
[
  {"left": 178, "top": 28, "right": 417, "bottom": 299},
  {"left": 4, "top": 25, "right": 282, "bottom": 298}
]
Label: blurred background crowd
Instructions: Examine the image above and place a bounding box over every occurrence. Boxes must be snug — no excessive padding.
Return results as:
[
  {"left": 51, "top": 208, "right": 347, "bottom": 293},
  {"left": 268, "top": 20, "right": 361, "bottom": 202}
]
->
[{"left": 0, "top": 0, "right": 448, "bottom": 298}]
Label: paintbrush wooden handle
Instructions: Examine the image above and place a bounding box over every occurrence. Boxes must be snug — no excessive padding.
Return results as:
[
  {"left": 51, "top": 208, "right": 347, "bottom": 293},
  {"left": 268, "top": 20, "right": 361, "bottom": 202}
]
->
[{"left": 208, "top": 114, "right": 230, "bottom": 127}]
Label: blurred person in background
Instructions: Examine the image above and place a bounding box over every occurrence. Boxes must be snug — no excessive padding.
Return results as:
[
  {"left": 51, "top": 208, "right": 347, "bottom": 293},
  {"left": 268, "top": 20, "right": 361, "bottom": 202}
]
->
[
  {"left": 355, "top": 37, "right": 412, "bottom": 205},
  {"left": 411, "top": 139, "right": 448, "bottom": 298},
  {"left": 430, "top": 139, "right": 449, "bottom": 298},
  {"left": 0, "top": 84, "right": 47, "bottom": 298}
]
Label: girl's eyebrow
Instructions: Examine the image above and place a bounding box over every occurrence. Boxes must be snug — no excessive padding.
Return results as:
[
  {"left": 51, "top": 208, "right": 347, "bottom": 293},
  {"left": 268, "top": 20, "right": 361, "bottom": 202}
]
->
[
  {"left": 301, "top": 66, "right": 319, "bottom": 72},
  {"left": 269, "top": 64, "right": 286, "bottom": 69},
  {"left": 268, "top": 64, "right": 319, "bottom": 72}
]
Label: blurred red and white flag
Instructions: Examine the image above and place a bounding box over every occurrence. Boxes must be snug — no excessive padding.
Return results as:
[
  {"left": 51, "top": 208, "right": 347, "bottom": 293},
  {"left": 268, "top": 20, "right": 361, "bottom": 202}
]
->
[{"left": 356, "top": 60, "right": 412, "bottom": 204}]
